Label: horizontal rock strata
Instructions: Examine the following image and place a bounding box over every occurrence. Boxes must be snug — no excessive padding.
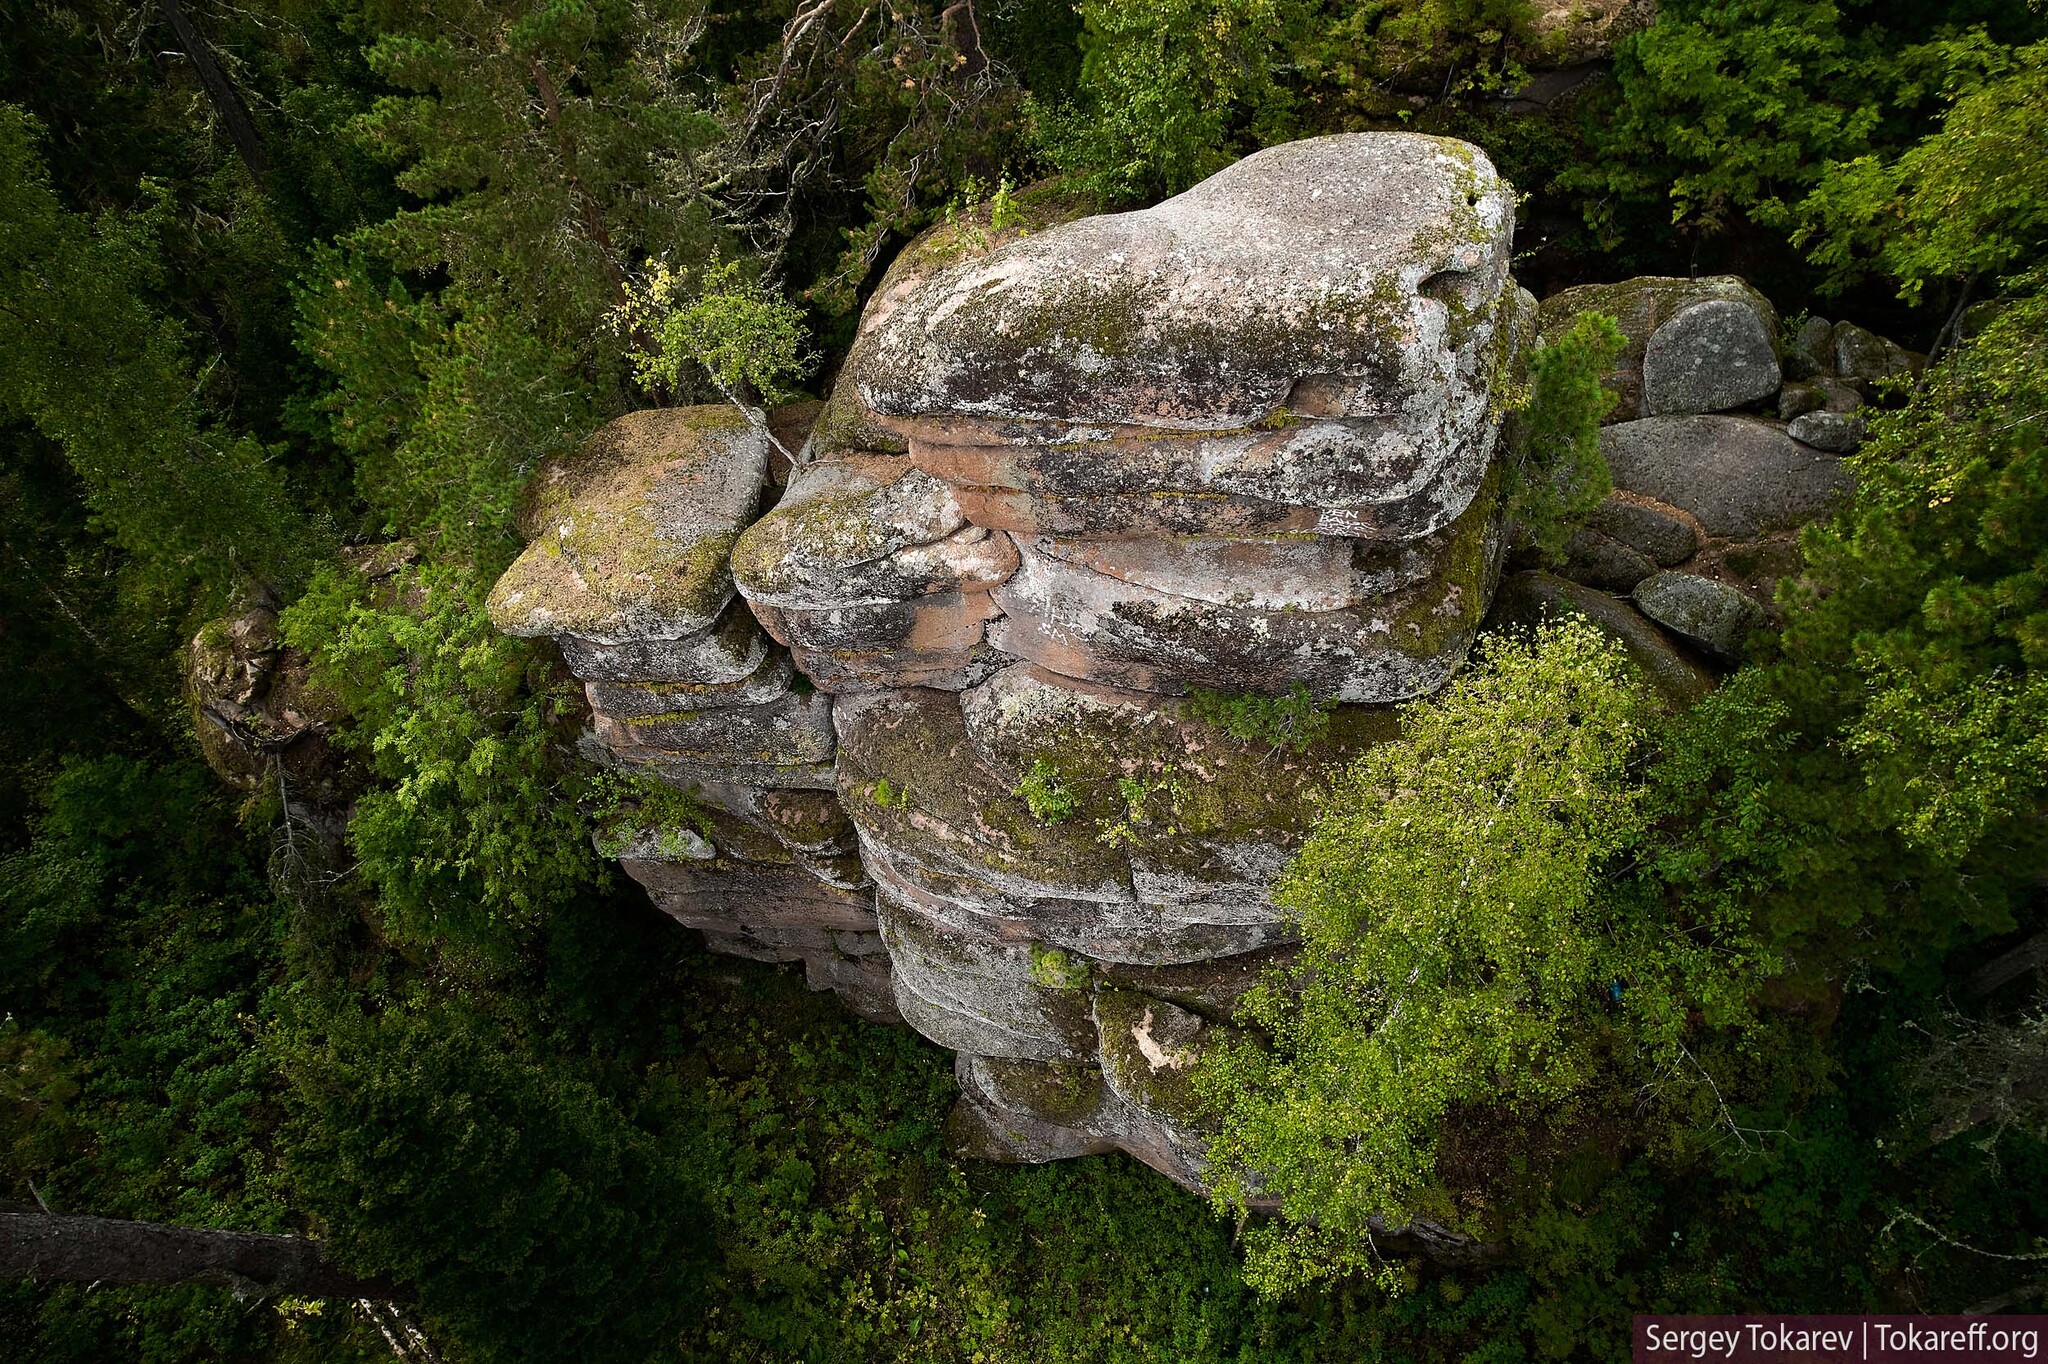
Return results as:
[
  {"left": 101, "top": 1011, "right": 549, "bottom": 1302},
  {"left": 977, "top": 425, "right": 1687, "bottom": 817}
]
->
[{"left": 481, "top": 134, "right": 1621, "bottom": 1225}]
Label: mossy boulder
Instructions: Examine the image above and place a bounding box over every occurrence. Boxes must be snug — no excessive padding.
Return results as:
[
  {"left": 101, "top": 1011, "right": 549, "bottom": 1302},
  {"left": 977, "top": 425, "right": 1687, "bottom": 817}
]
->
[
  {"left": 488, "top": 406, "right": 768, "bottom": 644},
  {"left": 878, "top": 890, "right": 1100, "bottom": 1062},
  {"left": 554, "top": 603, "right": 768, "bottom": 684},
  {"left": 582, "top": 649, "right": 795, "bottom": 719},
  {"left": 1093, "top": 989, "right": 1227, "bottom": 1130},
  {"left": 731, "top": 456, "right": 1019, "bottom": 611},
  {"left": 1597, "top": 415, "right": 1850, "bottom": 540},
  {"left": 1519, "top": 0, "right": 1655, "bottom": 66},
  {"left": 592, "top": 687, "right": 836, "bottom": 772},
  {"left": 957, "top": 663, "right": 1397, "bottom": 950},
  {"left": 1488, "top": 570, "right": 1714, "bottom": 707},
  {"left": 830, "top": 685, "right": 1135, "bottom": 929},
  {"left": 1540, "top": 276, "right": 1778, "bottom": 423},
  {"left": 848, "top": 134, "right": 1515, "bottom": 438},
  {"left": 1640, "top": 298, "right": 1782, "bottom": 417},
  {"left": 1633, "top": 571, "right": 1769, "bottom": 661},
  {"left": 966, "top": 1055, "right": 1108, "bottom": 1127},
  {"left": 187, "top": 600, "right": 355, "bottom": 807}
]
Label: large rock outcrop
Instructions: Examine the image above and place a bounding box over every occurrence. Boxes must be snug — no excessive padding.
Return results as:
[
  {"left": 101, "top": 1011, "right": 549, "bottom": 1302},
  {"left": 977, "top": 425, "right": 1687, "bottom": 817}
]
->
[
  {"left": 474, "top": 134, "right": 1893, "bottom": 1216},
  {"left": 480, "top": 133, "right": 1524, "bottom": 1201}
]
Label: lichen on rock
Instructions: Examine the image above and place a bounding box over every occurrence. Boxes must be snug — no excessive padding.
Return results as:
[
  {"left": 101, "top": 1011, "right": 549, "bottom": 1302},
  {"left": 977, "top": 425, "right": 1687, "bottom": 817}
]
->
[{"left": 488, "top": 406, "right": 768, "bottom": 644}]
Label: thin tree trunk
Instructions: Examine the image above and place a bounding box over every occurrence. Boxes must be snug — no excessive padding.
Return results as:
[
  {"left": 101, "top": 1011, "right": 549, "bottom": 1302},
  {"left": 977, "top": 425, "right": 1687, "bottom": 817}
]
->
[
  {"left": 942, "top": 2, "right": 986, "bottom": 79},
  {"left": 1, "top": 1207, "right": 402, "bottom": 1300},
  {"left": 156, "top": 0, "right": 271, "bottom": 179}
]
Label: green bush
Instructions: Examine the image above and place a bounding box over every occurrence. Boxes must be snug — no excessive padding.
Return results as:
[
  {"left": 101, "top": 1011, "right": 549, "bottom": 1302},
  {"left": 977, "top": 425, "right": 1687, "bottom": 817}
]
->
[
  {"left": 1185, "top": 683, "right": 1334, "bottom": 756},
  {"left": 1506, "top": 310, "right": 1623, "bottom": 558},
  {"left": 1200, "top": 621, "right": 1772, "bottom": 1294},
  {"left": 279, "top": 562, "right": 595, "bottom": 960},
  {"left": 1016, "top": 756, "right": 1079, "bottom": 824}
]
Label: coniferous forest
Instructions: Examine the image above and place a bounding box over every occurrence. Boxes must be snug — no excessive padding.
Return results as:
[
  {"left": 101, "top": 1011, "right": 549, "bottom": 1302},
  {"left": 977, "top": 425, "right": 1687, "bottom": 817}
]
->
[{"left": 3, "top": 1, "right": 2047, "bottom": 1359}]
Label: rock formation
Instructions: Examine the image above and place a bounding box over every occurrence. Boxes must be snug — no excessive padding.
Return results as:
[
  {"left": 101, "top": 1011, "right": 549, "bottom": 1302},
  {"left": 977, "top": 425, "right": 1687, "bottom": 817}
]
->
[{"left": 473, "top": 132, "right": 1913, "bottom": 1203}]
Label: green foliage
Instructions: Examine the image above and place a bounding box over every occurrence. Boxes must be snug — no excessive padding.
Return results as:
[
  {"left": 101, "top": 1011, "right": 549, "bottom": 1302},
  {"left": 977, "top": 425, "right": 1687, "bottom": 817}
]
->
[
  {"left": 0, "top": 106, "right": 312, "bottom": 602},
  {"left": 585, "top": 769, "right": 716, "bottom": 859},
  {"left": 1799, "top": 40, "right": 2048, "bottom": 299},
  {"left": 1507, "top": 311, "right": 1623, "bottom": 557},
  {"left": 281, "top": 999, "right": 704, "bottom": 1364},
  {"left": 1185, "top": 682, "right": 1333, "bottom": 756},
  {"left": 618, "top": 257, "right": 815, "bottom": 407},
  {"left": 1201, "top": 622, "right": 1772, "bottom": 1293},
  {"left": 295, "top": 256, "right": 596, "bottom": 568},
  {"left": 1030, "top": 0, "right": 1303, "bottom": 204},
  {"left": 9, "top": 1, "right": 2048, "bottom": 1357},
  {"left": 1289, "top": 0, "right": 1535, "bottom": 123},
  {"left": 1567, "top": 0, "right": 1891, "bottom": 241},
  {"left": 278, "top": 562, "right": 595, "bottom": 959},
  {"left": 1032, "top": 0, "right": 1542, "bottom": 206},
  {"left": 1556, "top": 2, "right": 2046, "bottom": 263},
  {"left": 1776, "top": 276, "right": 2048, "bottom": 869},
  {"left": 1028, "top": 944, "right": 1093, "bottom": 990},
  {"left": 346, "top": 0, "right": 722, "bottom": 366},
  {"left": 1016, "top": 757, "right": 1079, "bottom": 825},
  {"left": 0, "top": 754, "right": 381, "bottom": 1361},
  {"left": 871, "top": 777, "right": 911, "bottom": 809}
]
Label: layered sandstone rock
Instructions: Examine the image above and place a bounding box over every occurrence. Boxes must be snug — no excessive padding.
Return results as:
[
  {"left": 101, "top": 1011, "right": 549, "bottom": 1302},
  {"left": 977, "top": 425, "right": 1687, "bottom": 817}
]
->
[
  {"left": 737, "top": 132, "right": 1528, "bottom": 705},
  {"left": 489, "top": 134, "right": 1534, "bottom": 1209},
  {"left": 485, "top": 404, "right": 886, "bottom": 1019}
]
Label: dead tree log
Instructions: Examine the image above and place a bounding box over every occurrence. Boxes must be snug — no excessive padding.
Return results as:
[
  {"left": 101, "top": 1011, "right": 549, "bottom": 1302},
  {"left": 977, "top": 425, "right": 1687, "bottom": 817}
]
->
[
  {"left": 156, "top": 0, "right": 272, "bottom": 178},
  {"left": 1, "top": 1207, "right": 402, "bottom": 1300}
]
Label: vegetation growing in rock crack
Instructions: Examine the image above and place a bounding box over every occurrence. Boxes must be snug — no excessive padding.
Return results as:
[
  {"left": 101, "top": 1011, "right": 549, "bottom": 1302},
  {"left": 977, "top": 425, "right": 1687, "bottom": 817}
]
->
[{"left": 1185, "top": 682, "right": 1334, "bottom": 756}]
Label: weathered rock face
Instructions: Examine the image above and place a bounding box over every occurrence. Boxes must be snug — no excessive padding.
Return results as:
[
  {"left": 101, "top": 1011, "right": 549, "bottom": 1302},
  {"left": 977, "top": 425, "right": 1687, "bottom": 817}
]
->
[
  {"left": 986, "top": 462, "right": 1506, "bottom": 701},
  {"left": 849, "top": 134, "right": 1516, "bottom": 440},
  {"left": 470, "top": 142, "right": 1909, "bottom": 1231},
  {"left": 489, "top": 406, "right": 768, "bottom": 645},
  {"left": 479, "top": 134, "right": 1527, "bottom": 1209}
]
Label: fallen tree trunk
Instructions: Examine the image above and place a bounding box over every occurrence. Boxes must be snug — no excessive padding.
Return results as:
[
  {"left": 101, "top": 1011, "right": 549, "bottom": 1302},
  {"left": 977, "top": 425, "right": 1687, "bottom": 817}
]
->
[{"left": 1, "top": 1207, "right": 402, "bottom": 1300}]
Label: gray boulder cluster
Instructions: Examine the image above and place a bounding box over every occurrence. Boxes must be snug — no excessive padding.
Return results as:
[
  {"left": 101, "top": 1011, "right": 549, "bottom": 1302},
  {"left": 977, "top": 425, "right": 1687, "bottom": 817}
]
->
[
  {"left": 1500, "top": 277, "right": 1920, "bottom": 680},
  {"left": 474, "top": 134, "right": 1918, "bottom": 1198}
]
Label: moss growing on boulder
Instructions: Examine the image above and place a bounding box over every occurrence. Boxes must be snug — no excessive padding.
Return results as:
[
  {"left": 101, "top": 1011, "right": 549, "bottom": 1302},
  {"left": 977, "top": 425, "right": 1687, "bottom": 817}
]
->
[{"left": 488, "top": 406, "right": 768, "bottom": 644}]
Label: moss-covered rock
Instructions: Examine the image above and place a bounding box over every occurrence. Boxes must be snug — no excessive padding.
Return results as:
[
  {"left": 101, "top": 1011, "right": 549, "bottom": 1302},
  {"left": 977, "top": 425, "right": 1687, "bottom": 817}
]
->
[
  {"left": 1518, "top": 0, "right": 1654, "bottom": 66},
  {"left": 967, "top": 1055, "right": 1107, "bottom": 1127},
  {"left": 847, "top": 135, "right": 1515, "bottom": 439},
  {"left": 554, "top": 602, "right": 768, "bottom": 684},
  {"left": 732, "top": 456, "right": 1019, "bottom": 612},
  {"left": 592, "top": 687, "right": 835, "bottom": 771},
  {"left": 877, "top": 890, "right": 1100, "bottom": 1062},
  {"left": 830, "top": 686, "right": 1135, "bottom": 928},
  {"left": 961, "top": 664, "right": 1398, "bottom": 955},
  {"left": 1597, "top": 415, "right": 1850, "bottom": 540},
  {"left": 488, "top": 406, "right": 767, "bottom": 644},
  {"left": 1539, "top": 276, "right": 1778, "bottom": 423},
  {"left": 582, "top": 648, "right": 795, "bottom": 718},
  {"left": 1093, "top": 989, "right": 1227, "bottom": 1129},
  {"left": 751, "top": 591, "right": 1006, "bottom": 693}
]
